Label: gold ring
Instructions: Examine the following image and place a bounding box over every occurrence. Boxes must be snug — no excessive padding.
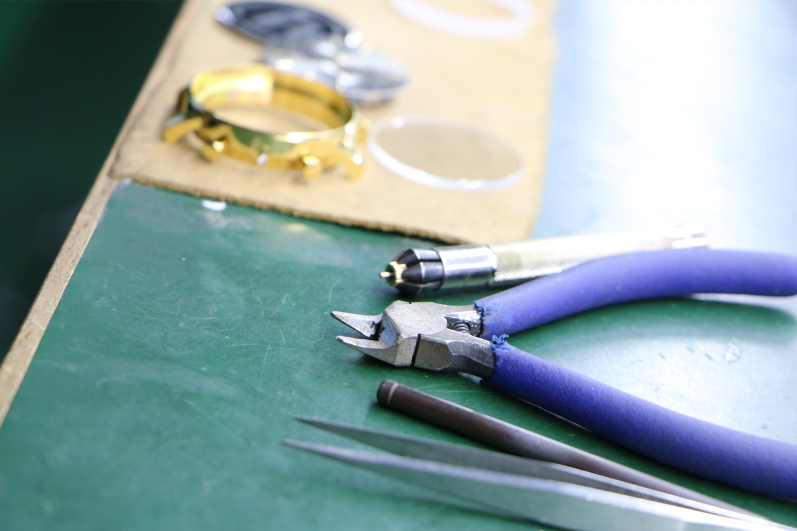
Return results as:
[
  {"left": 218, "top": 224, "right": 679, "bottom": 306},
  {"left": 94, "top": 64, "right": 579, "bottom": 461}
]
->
[{"left": 163, "top": 64, "right": 366, "bottom": 179}]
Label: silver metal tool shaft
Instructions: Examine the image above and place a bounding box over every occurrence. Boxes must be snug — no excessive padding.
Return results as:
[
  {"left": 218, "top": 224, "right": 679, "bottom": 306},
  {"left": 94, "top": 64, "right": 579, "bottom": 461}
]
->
[
  {"left": 376, "top": 380, "right": 754, "bottom": 516},
  {"left": 285, "top": 441, "right": 787, "bottom": 531},
  {"left": 381, "top": 225, "right": 708, "bottom": 295},
  {"left": 294, "top": 417, "right": 766, "bottom": 523}
]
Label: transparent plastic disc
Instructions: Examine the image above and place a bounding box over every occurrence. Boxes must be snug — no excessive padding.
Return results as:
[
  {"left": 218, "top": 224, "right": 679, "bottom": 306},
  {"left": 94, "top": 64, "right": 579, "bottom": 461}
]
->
[
  {"left": 390, "top": 0, "right": 533, "bottom": 41},
  {"left": 367, "top": 115, "right": 524, "bottom": 191}
]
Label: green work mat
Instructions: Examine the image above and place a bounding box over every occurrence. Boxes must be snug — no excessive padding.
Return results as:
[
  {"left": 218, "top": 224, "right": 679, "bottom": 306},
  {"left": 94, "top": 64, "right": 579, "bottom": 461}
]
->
[{"left": 1, "top": 181, "right": 796, "bottom": 529}]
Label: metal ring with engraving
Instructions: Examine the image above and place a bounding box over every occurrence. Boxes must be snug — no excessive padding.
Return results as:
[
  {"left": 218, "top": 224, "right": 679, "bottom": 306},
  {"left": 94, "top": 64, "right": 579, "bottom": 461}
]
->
[
  {"left": 163, "top": 64, "right": 366, "bottom": 179},
  {"left": 216, "top": 2, "right": 409, "bottom": 103},
  {"left": 215, "top": 1, "right": 360, "bottom": 52}
]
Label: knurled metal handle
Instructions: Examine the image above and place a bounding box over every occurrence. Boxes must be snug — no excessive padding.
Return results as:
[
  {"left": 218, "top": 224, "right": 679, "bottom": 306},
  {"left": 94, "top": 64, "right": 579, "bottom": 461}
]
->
[{"left": 489, "top": 225, "right": 707, "bottom": 285}]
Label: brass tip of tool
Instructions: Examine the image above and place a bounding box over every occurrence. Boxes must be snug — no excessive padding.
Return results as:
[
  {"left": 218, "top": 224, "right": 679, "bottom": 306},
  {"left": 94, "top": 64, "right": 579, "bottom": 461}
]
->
[{"left": 380, "top": 261, "right": 405, "bottom": 287}]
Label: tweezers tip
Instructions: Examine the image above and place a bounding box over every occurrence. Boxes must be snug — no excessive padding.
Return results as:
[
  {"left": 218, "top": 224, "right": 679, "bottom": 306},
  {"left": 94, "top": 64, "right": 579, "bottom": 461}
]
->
[{"left": 293, "top": 416, "right": 331, "bottom": 429}]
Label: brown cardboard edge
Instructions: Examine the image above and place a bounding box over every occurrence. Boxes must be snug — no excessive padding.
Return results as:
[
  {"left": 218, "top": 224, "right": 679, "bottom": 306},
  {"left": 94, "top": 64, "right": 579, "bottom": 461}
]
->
[
  {"left": 113, "top": 8, "right": 561, "bottom": 247},
  {"left": 0, "top": 0, "right": 200, "bottom": 429},
  {"left": 121, "top": 173, "right": 467, "bottom": 244},
  {"left": 106, "top": 0, "right": 559, "bottom": 246}
]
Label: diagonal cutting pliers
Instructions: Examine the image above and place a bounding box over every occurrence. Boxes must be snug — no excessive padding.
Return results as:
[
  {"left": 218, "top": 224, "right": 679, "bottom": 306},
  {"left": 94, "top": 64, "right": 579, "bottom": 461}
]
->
[{"left": 332, "top": 249, "right": 797, "bottom": 500}]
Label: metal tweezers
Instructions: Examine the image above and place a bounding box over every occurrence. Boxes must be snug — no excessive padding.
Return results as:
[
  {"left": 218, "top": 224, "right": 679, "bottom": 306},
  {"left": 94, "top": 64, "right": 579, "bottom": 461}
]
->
[{"left": 285, "top": 417, "right": 793, "bottom": 531}]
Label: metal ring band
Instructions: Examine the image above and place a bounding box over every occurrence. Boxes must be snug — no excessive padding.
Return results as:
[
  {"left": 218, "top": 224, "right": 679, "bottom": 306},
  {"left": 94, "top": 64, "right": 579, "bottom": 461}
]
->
[{"left": 163, "top": 63, "right": 365, "bottom": 179}]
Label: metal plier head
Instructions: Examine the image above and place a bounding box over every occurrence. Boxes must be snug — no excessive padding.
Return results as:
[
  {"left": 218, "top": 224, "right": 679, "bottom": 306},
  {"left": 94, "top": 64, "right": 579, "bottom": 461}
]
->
[{"left": 331, "top": 301, "right": 495, "bottom": 378}]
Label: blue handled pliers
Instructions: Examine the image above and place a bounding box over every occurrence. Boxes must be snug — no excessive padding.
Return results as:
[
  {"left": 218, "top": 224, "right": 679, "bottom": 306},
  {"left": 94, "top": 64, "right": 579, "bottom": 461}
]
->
[{"left": 332, "top": 249, "right": 797, "bottom": 500}]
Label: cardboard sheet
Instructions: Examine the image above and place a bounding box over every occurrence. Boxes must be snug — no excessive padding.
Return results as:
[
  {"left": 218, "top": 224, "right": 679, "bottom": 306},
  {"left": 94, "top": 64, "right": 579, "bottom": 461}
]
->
[{"left": 110, "top": 0, "right": 555, "bottom": 243}]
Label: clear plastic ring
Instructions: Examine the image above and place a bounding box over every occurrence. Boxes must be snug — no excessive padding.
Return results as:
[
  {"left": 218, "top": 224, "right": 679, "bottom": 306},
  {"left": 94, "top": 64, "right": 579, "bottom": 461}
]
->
[
  {"left": 390, "top": 0, "right": 533, "bottom": 41},
  {"left": 367, "top": 115, "right": 525, "bottom": 192}
]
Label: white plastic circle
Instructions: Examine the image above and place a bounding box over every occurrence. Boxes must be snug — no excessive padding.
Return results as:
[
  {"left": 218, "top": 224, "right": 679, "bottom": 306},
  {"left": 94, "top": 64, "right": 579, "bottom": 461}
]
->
[
  {"left": 389, "top": 0, "right": 533, "bottom": 41},
  {"left": 367, "top": 115, "right": 524, "bottom": 192}
]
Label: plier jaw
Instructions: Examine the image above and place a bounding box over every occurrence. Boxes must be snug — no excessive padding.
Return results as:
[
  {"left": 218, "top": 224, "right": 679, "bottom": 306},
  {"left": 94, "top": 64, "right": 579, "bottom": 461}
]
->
[{"left": 332, "top": 301, "right": 494, "bottom": 378}]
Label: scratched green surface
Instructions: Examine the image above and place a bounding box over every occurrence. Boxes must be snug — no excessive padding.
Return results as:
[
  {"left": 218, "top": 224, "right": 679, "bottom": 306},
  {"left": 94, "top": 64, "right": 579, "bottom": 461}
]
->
[
  {"left": 1, "top": 181, "right": 796, "bottom": 530},
  {"left": 4, "top": 0, "right": 797, "bottom": 528}
]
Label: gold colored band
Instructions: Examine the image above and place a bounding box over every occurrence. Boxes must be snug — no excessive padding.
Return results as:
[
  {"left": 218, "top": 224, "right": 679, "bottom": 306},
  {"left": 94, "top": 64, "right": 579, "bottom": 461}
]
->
[{"left": 163, "top": 64, "right": 366, "bottom": 179}]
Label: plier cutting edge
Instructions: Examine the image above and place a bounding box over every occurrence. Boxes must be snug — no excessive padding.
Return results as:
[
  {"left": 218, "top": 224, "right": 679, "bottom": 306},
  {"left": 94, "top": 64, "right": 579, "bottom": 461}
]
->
[{"left": 332, "top": 249, "right": 797, "bottom": 500}]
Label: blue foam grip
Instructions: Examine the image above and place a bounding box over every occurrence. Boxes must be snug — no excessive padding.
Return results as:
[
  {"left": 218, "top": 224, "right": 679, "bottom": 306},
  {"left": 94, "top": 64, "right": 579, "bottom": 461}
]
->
[
  {"left": 477, "top": 249, "right": 797, "bottom": 338},
  {"left": 487, "top": 340, "right": 797, "bottom": 499}
]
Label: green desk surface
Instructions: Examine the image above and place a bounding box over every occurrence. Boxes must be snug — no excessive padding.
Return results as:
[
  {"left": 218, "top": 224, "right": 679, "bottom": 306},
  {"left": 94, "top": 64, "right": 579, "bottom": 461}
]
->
[
  {"left": 2, "top": 180, "right": 796, "bottom": 530},
  {"left": 2, "top": 1, "right": 797, "bottom": 529}
]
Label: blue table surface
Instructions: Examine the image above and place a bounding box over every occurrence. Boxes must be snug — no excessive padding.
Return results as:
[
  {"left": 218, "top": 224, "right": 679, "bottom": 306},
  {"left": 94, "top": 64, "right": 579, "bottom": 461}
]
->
[{"left": 538, "top": 0, "right": 797, "bottom": 250}]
